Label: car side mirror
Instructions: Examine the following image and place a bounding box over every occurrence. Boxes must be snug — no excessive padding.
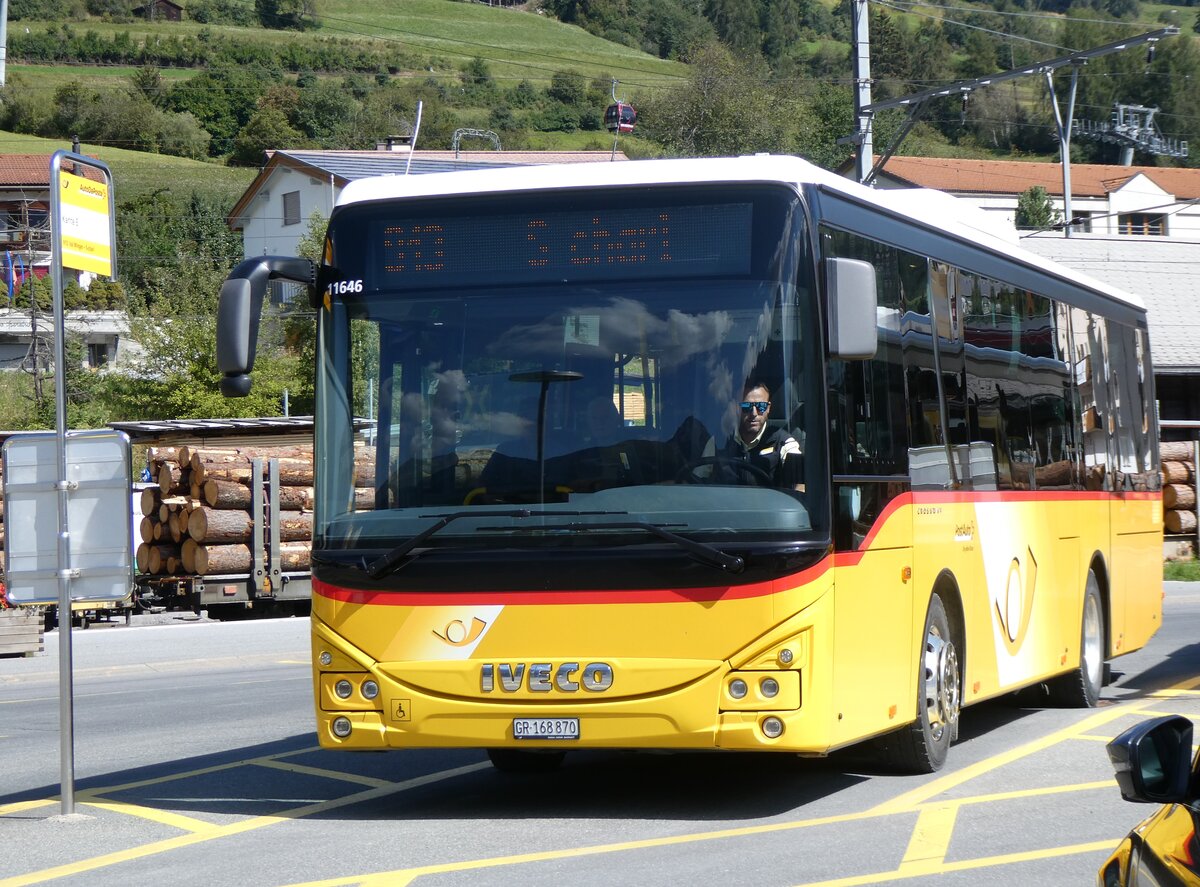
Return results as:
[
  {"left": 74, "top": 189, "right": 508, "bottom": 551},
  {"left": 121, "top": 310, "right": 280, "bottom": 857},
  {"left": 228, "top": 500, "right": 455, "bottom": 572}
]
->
[
  {"left": 1106, "top": 715, "right": 1194, "bottom": 804},
  {"left": 825, "top": 257, "right": 878, "bottom": 360}
]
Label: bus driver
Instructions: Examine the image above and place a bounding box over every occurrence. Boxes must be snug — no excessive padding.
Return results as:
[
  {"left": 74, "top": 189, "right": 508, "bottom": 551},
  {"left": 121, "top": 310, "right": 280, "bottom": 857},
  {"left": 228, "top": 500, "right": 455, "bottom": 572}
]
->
[{"left": 721, "top": 379, "right": 803, "bottom": 489}]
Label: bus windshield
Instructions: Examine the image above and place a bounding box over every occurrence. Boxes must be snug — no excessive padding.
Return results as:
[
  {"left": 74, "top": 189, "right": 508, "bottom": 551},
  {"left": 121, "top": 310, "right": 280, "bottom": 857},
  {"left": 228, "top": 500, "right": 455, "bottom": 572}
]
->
[{"left": 313, "top": 183, "right": 827, "bottom": 564}]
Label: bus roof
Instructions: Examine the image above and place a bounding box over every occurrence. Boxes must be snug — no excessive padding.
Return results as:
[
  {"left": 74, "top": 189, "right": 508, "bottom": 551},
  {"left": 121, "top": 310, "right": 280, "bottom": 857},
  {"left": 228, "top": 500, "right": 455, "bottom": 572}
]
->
[{"left": 335, "top": 154, "right": 1145, "bottom": 313}]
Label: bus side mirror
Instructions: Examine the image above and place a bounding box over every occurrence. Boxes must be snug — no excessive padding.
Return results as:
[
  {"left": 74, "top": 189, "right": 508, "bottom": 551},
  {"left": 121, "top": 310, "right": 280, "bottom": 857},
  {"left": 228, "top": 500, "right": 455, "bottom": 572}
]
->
[
  {"left": 216, "top": 257, "right": 316, "bottom": 397},
  {"left": 826, "top": 257, "right": 878, "bottom": 360},
  {"left": 216, "top": 275, "right": 259, "bottom": 397},
  {"left": 1107, "top": 715, "right": 1194, "bottom": 804}
]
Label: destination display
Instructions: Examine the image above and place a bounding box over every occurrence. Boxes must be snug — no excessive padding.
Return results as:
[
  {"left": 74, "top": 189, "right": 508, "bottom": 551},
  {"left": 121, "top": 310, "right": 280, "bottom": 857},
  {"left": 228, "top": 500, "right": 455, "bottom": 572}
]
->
[{"left": 365, "top": 202, "right": 752, "bottom": 289}]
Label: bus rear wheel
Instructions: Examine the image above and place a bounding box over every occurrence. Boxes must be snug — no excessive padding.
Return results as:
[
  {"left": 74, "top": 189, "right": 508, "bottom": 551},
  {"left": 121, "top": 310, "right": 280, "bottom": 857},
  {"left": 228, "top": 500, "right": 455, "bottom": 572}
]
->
[
  {"left": 879, "top": 593, "right": 960, "bottom": 774},
  {"left": 1049, "top": 570, "right": 1104, "bottom": 708},
  {"left": 487, "top": 748, "right": 566, "bottom": 774}
]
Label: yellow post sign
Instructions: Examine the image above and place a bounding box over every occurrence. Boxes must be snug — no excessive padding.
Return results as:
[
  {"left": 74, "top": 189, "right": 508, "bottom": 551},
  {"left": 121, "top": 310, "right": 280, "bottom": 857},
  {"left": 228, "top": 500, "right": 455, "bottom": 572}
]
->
[{"left": 59, "top": 170, "right": 113, "bottom": 276}]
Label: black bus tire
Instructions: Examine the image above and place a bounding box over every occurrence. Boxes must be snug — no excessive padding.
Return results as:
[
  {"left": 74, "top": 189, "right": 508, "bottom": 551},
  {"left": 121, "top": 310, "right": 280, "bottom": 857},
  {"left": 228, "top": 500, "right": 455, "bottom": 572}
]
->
[
  {"left": 878, "top": 593, "right": 961, "bottom": 774},
  {"left": 1049, "top": 570, "right": 1104, "bottom": 708}
]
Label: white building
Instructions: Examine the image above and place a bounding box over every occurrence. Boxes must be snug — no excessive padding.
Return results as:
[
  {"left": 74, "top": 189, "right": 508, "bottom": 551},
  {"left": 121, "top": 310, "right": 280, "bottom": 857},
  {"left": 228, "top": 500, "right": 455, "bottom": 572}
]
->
[
  {"left": 871, "top": 156, "right": 1200, "bottom": 237},
  {"left": 0, "top": 309, "right": 133, "bottom": 370}
]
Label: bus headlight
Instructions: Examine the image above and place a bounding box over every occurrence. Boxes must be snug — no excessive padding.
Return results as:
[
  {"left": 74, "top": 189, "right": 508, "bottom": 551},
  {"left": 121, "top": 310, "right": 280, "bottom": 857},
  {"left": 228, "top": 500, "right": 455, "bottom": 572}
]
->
[
  {"left": 334, "top": 679, "right": 353, "bottom": 699},
  {"left": 318, "top": 651, "right": 333, "bottom": 666},
  {"left": 761, "top": 717, "right": 784, "bottom": 739},
  {"left": 760, "top": 678, "right": 780, "bottom": 698},
  {"left": 729, "top": 679, "right": 748, "bottom": 699},
  {"left": 331, "top": 717, "right": 352, "bottom": 738},
  {"left": 361, "top": 680, "right": 380, "bottom": 700}
]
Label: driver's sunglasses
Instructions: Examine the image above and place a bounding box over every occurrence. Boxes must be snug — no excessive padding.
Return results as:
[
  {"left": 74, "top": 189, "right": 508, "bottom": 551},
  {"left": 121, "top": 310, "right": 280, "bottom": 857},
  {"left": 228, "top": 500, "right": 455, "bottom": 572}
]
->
[{"left": 739, "top": 401, "right": 770, "bottom": 415}]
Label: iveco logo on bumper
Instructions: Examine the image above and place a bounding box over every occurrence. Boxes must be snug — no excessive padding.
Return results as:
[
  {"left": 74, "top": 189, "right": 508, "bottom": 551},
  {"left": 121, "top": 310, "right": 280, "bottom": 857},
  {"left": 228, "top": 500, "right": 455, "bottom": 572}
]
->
[{"left": 480, "top": 662, "right": 614, "bottom": 693}]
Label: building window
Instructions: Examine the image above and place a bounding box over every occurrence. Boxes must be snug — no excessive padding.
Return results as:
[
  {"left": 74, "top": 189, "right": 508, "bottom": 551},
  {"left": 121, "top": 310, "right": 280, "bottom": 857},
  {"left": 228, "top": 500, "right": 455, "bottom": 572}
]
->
[
  {"left": 87, "top": 342, "right": 109, "bottom": 368},
  {"left": 1068, "top": 212, "right": 1092, "bottom": 234},
  {"left": 1118, "top": 213, "right": 1165, "bottom": 236},
  {"left": 282, "top": 191, "right": 301, "bottom": 227},
  {"left": 0, "top": 209, "right": 19, "bottom": 243}
]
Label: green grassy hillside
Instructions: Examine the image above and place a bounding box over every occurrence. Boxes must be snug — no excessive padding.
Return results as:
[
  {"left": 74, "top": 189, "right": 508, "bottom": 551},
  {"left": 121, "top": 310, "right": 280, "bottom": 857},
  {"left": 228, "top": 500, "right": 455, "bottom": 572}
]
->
[
  {"left": 9, "top": 0, "right": 686, "bottom": 92},
  {"left": 0, "top": 131, "right": 255, "bottom": 204}
]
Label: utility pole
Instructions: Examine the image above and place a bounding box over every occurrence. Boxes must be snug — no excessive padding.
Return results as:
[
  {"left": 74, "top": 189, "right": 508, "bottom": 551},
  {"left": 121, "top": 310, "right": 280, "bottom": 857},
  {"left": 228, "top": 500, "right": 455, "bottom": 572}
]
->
[
  {"left": 850, "top": 0, "right": 873, "bottom": 185},
  {"left": 847, "top": 25, "right": 1178, "bottom": 238},
  {"left": 1, "top": 0, "right": 9, "bottom": 88}
]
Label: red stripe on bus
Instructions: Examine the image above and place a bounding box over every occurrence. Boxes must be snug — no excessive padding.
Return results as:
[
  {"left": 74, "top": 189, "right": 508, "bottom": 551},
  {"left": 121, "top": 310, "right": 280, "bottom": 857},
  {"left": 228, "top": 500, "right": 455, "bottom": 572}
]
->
[
  {"left": 832, "top": 487, "right": 1158, "bottom": 567},
  {"left": 313, "top": 558, "right": 833, "bottom": 607}
]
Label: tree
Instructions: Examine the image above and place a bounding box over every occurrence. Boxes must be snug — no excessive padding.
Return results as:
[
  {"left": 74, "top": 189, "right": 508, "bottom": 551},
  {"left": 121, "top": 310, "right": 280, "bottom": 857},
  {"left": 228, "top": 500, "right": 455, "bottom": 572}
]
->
[
  {"left": 640, "top": 43, "right": 788, "bottom": 157},
  {"left": 168, "top": 64, "right": 275, "bottom": 157},
  {"left": 233, "top": 107, "right": 304, "bottom": 166},
  {"left": 1015, "top": 186, "right": 1060, "bottom": 231},
  {"left": 130, "top": 65, "right": 167, "bottom": 108},
  {"left": 256, "top": 0, "right": 320, "bottom": 30},
  {"left": 548, "top": 70, "right": 587, "bottom": 107}
]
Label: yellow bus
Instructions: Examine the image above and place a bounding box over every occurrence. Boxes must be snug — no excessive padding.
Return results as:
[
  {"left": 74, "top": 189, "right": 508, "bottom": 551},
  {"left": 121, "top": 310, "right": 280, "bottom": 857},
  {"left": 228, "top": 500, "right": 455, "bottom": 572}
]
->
[{"left": 216, "top": 156, "right": 1161, "bottom": 773}]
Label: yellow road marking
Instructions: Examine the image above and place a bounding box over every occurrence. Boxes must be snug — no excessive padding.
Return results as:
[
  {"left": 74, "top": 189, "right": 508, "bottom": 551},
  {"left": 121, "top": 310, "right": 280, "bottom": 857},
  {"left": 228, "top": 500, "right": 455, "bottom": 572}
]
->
[
  {"left": 6, "top": 675, "right": 1200, "bottom": 887},
  {"left": 0, "top": 762, "right": 491, "bottom": 887},
  {"left": 869, "top": 704, "right": 1135, "bottom": 816},
  {"left": 80, "top": 800, "right": 217, "bottom": 834},
  {"left": 927, "top": 779, "right": 1115, "bottom": 808},
  {"left": 279, "top": 809, "right": 890, "bottom": 887},
  {"left": 792, "top": 839, "right": 1118, "bottom": 887},
  {"left": 898, "top": 804, "right": 956, "bottom": 869},
  {"left": 0, "top": 799, "right": 56, "bottom": 817},
  {"left": 254, "top": 759, "right": 393, "bottom": 789}
]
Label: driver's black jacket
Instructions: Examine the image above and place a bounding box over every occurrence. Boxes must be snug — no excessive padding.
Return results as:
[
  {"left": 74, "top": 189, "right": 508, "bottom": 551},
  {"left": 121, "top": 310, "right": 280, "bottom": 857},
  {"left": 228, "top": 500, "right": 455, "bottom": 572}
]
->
[{"left": 718, "top": 428, "right": 803, "bottom": 487}]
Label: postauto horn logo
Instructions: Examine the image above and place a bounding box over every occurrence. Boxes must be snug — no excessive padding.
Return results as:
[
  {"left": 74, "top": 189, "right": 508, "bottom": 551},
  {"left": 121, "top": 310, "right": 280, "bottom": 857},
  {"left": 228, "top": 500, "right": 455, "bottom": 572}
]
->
[{"left": 480, "top": 662, "right": 614, "bottom": 693}]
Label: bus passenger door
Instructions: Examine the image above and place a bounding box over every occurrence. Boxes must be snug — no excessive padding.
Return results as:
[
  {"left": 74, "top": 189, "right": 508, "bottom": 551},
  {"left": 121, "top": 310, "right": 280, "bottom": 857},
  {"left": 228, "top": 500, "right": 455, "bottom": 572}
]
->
[{"left": 824, "top": 233, "right": 915, "bottom": 747}]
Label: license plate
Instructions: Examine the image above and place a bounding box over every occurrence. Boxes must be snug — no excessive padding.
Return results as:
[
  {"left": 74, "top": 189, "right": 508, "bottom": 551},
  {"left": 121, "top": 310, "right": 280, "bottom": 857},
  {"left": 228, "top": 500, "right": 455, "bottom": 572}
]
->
[{"left": 512, "top": 717, "right": 580, "bottom": 740}]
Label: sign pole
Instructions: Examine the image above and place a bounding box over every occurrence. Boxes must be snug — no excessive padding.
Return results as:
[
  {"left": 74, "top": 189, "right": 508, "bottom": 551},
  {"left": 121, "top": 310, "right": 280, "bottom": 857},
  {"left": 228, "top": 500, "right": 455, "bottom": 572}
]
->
[{"left": 48, "top": 149, "right": 116, "bottom": 816}]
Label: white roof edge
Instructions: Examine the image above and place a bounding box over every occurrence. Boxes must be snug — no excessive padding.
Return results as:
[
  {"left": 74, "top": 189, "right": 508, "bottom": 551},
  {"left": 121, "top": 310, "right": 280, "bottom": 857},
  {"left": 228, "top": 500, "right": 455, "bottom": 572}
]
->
[{"left": 334, "top": 154, "right": 1145, "bottom": 313}]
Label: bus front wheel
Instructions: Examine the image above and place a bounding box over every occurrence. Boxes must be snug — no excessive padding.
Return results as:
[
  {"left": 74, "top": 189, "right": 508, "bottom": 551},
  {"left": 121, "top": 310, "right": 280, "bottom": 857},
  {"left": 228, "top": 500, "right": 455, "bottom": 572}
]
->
[
  {"left": 1050, "top": 570, "right": 1104, "bottom": 708},
  {"left": 879, "top": 593, "right": 961, "bottom": 773}
]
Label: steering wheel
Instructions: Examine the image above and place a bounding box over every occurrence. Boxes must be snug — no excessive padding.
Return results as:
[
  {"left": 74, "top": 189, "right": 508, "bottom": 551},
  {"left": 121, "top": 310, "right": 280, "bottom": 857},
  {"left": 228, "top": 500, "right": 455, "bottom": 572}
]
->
[{"left": 675, "top": 456, "right": 774, "bottom": 486}]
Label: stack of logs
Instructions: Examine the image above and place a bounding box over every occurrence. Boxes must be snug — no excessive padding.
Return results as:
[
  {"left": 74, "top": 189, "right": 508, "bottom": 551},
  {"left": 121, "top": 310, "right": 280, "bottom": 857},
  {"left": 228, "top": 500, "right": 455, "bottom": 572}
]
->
[
  {"left": 135, "top": 444, "right": 373, "bottom": 577},
  {"left": 1162, "top": 441, "right": 1197, "bottom": 536}
]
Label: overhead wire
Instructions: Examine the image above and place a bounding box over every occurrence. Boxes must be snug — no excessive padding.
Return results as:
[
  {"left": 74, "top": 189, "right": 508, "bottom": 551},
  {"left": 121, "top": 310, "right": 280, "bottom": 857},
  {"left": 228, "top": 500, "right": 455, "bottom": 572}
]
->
[{"left": 869, "top": 0, "right": 1076, "bottom": 52}]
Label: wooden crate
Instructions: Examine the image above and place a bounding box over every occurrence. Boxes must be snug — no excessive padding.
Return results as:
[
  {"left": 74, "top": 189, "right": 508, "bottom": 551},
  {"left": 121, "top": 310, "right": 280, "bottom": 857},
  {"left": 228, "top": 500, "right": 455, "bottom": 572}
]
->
[{"left": 0, "top": 608, "right": 45, "bottom": 657}]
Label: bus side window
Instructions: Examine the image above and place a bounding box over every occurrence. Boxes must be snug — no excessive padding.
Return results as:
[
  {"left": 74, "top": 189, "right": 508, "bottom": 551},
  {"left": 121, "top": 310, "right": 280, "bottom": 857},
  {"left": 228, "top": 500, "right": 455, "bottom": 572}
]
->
[
  {"left": 1072, "top": 309, "right": 1111, "bottom": 490},
  {"left": 1106, "top": 320, "right": 1158, "bottom": 491}
]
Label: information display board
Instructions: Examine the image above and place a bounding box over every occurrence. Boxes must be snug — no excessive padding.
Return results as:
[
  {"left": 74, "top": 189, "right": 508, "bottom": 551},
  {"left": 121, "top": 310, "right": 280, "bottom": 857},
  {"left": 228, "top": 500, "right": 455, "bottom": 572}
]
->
[{"left": 1, "top": 430, "right": 133, "bottom": 604}]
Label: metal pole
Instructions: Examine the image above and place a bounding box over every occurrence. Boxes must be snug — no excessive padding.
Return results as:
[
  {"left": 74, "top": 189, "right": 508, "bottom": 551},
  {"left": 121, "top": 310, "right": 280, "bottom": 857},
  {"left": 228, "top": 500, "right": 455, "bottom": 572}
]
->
[
  {"left": 48, "top": 152, "right": 76, "bottom": 816},
  {"left": 404, "top": 101, "right": 423, "bottom": 175},
  {"left": 1046, "top": 65, "right": 1080, "bottom": 238},
  {"left": 851, "top": 0, "right": 873, "bottom": 184},
  {"left": 1, "top": 0, "right": 9, "bottom": 88}
]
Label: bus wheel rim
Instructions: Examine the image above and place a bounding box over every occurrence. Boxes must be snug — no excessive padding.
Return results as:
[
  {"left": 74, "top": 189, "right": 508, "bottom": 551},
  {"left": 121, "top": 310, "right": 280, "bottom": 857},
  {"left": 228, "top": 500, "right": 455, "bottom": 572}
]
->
[
  {"left": 1082, "top": 591, "right": 1103, "bottom": 688},
  {"left": 924, "top": 627, "right": 960, "bottom": 741}
]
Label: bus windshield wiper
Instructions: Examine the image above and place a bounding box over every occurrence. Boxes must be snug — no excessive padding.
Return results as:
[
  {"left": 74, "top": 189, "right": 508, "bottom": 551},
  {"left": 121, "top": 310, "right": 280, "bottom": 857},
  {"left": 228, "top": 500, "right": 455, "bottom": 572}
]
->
[
  {"left": 480, "top": 521, "right": 745, "bottom": 574},
  {"left": 366, "top": 509, "right": 624, "bottom": 579}
]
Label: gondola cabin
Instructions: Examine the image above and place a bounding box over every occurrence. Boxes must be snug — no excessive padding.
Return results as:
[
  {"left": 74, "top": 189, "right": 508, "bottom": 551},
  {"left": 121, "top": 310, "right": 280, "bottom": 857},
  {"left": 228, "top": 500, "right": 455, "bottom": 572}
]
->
[{"left": 604, "top": 102, "right": 637, "bottom": 134}]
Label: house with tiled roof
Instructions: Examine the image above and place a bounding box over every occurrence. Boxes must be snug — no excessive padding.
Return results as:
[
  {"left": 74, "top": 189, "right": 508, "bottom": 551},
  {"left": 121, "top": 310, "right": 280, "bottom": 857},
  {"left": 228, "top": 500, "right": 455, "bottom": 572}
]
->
[
  {"left": 0, "top": 154, "right": 125, "bottom": 371},
  {"left": 873, "top": 156, "right": 1200, "bottom": 238},
  {"left": 227, "top": 146, "right": 630, "bottom": 261},
  {"left": 0, "top": 154, "right": 54, "bottom": 289}
]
